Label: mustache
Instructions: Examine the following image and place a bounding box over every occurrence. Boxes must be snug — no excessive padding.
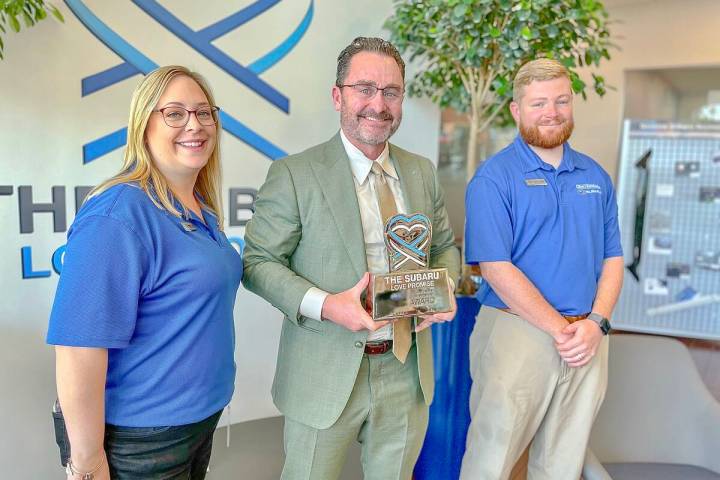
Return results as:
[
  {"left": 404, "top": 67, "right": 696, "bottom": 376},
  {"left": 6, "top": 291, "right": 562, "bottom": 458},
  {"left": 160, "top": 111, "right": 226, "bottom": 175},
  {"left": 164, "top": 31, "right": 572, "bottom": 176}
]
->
[
  {"left": 537, "top": 116, "right": 567, "bottom": 126},
  {"left": 358, "top": 109, "right": 394, "bottom": 121}
]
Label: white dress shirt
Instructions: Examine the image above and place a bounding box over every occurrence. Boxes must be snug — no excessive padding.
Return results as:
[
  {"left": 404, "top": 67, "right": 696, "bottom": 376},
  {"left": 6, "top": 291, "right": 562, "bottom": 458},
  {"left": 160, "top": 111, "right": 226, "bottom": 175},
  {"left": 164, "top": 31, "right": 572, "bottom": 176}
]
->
[{"left": 298, "top": 129, "right": 408, "bottom": 342}]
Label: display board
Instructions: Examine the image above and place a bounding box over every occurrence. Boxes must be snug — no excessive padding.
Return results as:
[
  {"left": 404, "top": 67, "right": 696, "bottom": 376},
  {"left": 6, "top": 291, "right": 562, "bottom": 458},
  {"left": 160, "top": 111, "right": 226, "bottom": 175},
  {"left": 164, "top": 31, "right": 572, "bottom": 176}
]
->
[{"left": 615, "top": 120, "right": 720, "bottom": 339}]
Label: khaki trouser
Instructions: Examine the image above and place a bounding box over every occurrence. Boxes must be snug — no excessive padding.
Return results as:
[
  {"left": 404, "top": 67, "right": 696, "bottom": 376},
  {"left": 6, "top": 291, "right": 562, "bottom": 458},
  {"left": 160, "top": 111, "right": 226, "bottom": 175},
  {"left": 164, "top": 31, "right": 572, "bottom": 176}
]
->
[
  {"left": 281, "top": 344, "right": 428, "bottom": 480},
  {"left": 460, "top": 307, "right": 609, "bottom": 480}
]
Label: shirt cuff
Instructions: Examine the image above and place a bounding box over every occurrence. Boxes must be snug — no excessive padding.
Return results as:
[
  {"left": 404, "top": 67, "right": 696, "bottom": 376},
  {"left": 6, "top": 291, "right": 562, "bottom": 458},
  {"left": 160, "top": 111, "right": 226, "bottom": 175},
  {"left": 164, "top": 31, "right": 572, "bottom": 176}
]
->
[{"left": 299, "top": 287, "right": 330, "bottom": 322}]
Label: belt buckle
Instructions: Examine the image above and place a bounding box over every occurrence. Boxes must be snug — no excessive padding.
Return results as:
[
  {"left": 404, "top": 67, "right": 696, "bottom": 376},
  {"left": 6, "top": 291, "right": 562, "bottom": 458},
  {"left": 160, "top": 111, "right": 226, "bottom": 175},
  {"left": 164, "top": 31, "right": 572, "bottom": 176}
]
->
[
  {"left": 564, "top": 313, "right": 590, "bottom": 323},
  {"left": 364, "top": 340, "right": 392, "bottom": 355}
]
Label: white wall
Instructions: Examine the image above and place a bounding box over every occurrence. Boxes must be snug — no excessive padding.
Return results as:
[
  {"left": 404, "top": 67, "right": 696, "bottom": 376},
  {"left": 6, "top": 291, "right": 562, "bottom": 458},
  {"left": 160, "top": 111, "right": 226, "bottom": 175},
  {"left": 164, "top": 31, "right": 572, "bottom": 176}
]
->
[{"left": 0, "top": 1, "right": 438, "bottom": 477}]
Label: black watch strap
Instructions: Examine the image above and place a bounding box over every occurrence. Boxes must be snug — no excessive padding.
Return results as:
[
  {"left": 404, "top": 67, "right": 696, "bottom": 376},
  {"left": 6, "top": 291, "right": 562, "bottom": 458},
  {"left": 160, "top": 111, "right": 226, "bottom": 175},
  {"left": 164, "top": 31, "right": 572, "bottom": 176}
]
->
[{"left": 588, "top": 312, "right": 611, "bottom": 335}]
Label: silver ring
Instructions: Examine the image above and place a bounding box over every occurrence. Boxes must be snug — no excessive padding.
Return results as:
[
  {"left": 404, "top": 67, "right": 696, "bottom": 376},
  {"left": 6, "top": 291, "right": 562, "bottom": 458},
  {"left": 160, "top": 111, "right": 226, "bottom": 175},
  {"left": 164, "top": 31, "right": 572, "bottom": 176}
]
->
[{"left": 577, "top": 352, "right": 585, "bottom": 359}]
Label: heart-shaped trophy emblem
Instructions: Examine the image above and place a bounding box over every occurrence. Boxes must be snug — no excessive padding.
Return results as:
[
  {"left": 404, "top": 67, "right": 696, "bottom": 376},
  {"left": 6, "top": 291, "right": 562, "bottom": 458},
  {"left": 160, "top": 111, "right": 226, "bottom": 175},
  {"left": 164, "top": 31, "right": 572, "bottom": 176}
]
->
[{"left": 384, "top": 213, "right": 432, "bottom": 270}]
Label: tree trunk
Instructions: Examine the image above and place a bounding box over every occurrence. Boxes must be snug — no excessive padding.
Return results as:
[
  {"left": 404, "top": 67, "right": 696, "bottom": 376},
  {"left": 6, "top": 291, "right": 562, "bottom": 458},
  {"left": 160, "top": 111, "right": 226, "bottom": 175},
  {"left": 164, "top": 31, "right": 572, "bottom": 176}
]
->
[
  {"left": 457, "top": 111, "right": 482, "bottom": 296},
  {"left": 466, "top": 112, "right": 480, "bottom": 180}
]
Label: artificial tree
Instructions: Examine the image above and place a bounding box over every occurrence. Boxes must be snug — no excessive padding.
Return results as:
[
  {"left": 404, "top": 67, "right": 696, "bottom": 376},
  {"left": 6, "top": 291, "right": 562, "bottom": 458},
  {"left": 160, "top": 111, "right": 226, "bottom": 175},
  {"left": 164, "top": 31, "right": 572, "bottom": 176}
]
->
[{"left": 386, "top": 0, "right": 615, "bottom": 177}]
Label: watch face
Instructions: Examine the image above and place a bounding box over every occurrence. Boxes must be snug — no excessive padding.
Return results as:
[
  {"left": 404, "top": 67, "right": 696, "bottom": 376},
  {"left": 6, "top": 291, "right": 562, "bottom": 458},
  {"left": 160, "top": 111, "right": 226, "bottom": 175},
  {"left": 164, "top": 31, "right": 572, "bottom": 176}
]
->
[
  {"left": 589, "top": 313, "right": 611, "bottom": 334},
  {"left": 600, "top": 318, "right": 612, "bottom": 334}
]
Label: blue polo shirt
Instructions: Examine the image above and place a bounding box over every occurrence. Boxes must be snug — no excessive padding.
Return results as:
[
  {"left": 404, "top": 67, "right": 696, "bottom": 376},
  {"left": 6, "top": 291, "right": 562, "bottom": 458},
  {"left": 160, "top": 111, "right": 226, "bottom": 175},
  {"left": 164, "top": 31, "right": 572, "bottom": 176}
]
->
[
  {"left": 47, "top": 184, "right": 242, "bottom": 427},
  {"left": 465, "top": 135, "right": 622, "bottom": 315}
]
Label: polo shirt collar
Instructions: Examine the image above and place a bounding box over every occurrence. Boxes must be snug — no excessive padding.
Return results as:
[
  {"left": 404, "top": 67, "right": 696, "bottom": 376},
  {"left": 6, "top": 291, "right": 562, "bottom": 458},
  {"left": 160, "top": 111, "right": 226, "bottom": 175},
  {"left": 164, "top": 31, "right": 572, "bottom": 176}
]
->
[
  {"left": 165, "top": 189, "right": 218, "bottom": 230},
  {"left": 340, "top": 129, "right": 395, "bottom": 185},
  {"left": 567, "top": 148, "right": 590, "bottom": 171}
]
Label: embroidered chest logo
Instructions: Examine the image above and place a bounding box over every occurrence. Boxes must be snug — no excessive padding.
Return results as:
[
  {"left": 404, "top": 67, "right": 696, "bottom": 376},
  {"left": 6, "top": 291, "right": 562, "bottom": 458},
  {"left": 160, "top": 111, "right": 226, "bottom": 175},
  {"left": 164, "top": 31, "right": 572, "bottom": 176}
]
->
[{"left": 576, "top": 183, "right": 602, "bottom": 195}]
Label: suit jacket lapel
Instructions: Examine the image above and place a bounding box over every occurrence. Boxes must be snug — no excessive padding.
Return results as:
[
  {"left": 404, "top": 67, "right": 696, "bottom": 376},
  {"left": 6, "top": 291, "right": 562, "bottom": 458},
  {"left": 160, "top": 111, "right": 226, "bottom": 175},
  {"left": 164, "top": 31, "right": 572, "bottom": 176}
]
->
[
  {"left": 391, "top": 144, "right": 427, "bottom": 217},
  {"left": 311, "top": 133, "right": 368, "bottom": 278}
]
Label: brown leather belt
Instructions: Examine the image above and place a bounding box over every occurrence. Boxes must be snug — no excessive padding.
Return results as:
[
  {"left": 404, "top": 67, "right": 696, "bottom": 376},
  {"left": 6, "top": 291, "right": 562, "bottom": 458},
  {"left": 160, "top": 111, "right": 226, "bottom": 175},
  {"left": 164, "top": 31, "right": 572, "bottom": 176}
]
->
[
  {"left": 497, "top": 307, "right": 589, "bottom": 323},
  {"left": 364, "top": 340, "right": 393, "bottom": 355}
]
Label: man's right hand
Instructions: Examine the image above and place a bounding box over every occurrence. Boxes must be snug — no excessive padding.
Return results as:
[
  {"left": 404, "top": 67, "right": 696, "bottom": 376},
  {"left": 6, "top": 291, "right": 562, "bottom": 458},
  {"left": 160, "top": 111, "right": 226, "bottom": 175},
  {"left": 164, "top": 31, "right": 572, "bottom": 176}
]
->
[{"left": 321, "top": 272, "right": 389, "bottom": 332}]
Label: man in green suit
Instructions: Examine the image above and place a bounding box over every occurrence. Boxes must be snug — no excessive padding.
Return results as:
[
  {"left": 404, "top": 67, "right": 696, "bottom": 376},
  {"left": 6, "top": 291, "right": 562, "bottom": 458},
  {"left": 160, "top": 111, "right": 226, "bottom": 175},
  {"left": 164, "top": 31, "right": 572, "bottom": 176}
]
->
[{"left": 243, "top": 37, "right": 461, "bottom": 480}]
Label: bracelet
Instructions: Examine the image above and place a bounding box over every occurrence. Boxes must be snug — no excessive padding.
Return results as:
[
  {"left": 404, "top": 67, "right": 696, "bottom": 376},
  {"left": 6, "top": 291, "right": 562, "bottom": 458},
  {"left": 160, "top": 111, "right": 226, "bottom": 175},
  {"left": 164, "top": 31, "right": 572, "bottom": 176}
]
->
[{"left": 66, "top": 452, "right": 105, "bottom": 480}]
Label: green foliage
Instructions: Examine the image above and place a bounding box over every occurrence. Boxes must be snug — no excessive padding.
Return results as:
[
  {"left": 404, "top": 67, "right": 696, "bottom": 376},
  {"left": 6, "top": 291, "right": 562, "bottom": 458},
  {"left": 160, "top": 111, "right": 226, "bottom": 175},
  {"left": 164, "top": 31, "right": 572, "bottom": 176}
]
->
[
  {"left": 385, "top": 0, "right": 615, "bottom": 130},
  {"left": 0, "top": 0, "right": 63, "bottom": 59}
]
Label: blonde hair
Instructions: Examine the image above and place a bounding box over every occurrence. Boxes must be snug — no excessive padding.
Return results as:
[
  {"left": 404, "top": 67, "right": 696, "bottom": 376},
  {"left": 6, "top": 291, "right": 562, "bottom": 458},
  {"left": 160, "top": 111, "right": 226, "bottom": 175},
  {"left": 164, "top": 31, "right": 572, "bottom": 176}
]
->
[
  {"left": 89, "top": 65, "right": 224, "bottom": 229},
  {"left": 513, "top": 58, "right": 570, "bottom": 102}
]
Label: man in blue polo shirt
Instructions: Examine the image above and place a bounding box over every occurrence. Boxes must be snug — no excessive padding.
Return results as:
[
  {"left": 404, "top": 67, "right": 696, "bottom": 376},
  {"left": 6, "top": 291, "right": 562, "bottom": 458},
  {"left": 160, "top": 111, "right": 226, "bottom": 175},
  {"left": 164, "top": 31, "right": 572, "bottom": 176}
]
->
[{"left": 460, "top": 58, "right": 624, "bottom": 480}]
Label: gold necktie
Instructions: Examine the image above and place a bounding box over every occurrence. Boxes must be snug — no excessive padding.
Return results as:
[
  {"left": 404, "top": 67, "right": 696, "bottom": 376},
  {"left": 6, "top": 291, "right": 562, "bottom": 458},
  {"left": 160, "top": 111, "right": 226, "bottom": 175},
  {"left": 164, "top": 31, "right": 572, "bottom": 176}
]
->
[{"left": 371, "top": 161, "right": 412, "bottom": 363}]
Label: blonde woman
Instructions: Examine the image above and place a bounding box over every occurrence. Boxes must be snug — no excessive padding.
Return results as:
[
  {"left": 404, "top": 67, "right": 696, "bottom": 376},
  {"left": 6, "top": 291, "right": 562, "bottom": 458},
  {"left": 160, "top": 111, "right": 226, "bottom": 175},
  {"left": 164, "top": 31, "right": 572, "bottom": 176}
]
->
[{"left": 47, "top": 66, "right": 241, "bottom": 480}]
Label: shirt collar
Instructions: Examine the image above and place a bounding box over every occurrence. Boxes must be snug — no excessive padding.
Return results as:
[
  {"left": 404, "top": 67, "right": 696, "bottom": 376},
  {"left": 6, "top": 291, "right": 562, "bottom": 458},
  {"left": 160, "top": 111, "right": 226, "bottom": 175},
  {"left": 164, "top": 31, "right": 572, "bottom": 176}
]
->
[
  {"left": 169, "top": 190, "right": 218, "bottom": 229},
  {"left": 340, "top": 129, "right": 396, "bottom": 185},
  {"left": 513, "top": 134, "right": 588, "bottom": 173}
]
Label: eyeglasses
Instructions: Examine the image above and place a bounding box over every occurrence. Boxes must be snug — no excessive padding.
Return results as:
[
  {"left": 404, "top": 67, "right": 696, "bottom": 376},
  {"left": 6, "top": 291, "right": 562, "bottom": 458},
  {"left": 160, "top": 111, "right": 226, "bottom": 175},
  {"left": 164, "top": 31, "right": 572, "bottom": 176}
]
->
[
  {"left": 338, "top": 83, "right": 404, "bottom": 102},
  {"left": 152, "top": 106, "right": 220, "bottom": 128}
]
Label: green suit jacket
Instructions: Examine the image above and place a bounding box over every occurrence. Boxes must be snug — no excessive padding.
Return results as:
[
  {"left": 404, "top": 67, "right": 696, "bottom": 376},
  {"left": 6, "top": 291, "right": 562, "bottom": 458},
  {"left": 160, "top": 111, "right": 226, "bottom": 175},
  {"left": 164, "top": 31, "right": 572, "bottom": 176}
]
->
[{"left": 242, "top": 133, "right": 460, "bottom": 429}]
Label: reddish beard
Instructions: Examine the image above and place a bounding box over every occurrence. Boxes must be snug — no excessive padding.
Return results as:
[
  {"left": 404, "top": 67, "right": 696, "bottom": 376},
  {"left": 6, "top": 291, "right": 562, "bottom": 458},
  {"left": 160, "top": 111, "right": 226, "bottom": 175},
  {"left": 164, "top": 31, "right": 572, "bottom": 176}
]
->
[{"left": 519, "top": 117, "right": 574, "bottom": 149}]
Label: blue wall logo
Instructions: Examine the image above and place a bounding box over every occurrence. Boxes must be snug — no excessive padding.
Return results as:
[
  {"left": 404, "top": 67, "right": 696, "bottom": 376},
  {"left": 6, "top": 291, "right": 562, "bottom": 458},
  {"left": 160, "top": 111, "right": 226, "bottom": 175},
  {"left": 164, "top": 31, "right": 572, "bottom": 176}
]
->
[
  {"left": 65, "top": 0, "right": 314, "bottom": 163},
  {"left": 13, "top": 1, "right": 313, "bottom": 279}
]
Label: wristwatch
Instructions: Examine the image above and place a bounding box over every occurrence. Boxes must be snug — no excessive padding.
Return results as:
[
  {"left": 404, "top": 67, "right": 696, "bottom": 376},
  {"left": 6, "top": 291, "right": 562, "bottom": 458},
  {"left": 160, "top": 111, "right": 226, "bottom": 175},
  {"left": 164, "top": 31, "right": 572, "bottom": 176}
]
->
[{"left": 588, "top": 312, "right": 611, "bottom": 335}]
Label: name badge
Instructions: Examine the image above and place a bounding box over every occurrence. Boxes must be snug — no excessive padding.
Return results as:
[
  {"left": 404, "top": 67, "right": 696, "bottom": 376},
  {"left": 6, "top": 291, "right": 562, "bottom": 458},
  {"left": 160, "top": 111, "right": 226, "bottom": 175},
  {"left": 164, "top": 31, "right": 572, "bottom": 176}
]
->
[
  {"left": 181, "top": 221, "right": 196, "bottom": 232},
  {"left": 525, "top": 178, "right": 548, "bottom": 186}
]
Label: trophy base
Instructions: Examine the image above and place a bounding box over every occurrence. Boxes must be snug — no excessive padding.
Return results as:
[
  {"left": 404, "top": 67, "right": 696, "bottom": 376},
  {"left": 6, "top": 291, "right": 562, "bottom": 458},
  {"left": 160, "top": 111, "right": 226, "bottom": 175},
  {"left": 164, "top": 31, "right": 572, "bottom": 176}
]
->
[{"left": 366, "top": 268, "right": 452, "bottom": 321}]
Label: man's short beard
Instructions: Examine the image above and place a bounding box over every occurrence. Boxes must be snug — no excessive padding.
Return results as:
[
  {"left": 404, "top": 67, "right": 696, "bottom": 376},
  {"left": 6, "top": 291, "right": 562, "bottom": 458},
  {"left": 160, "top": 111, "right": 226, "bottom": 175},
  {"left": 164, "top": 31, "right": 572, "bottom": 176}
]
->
[{"left": 519, "top": 118, "right": 574, "bottom": 149}]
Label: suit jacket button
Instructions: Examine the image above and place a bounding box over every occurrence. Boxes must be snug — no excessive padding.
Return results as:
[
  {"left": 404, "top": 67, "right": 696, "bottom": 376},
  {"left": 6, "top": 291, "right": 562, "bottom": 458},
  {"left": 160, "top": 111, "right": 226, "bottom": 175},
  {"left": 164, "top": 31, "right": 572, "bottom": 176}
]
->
[{"left": 354, "top": 341, "right": 364, "bottom": 348}]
